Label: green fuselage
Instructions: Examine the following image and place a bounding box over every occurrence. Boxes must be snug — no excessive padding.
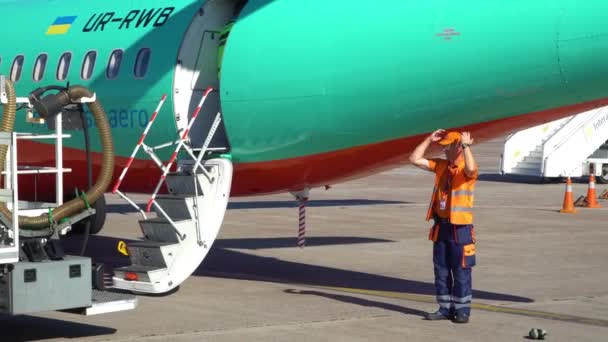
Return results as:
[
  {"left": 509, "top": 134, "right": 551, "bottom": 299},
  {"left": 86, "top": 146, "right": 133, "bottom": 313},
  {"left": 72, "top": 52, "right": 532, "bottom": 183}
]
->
[{"left": 2, "top": 0, "right": 608, "bottom": 196}]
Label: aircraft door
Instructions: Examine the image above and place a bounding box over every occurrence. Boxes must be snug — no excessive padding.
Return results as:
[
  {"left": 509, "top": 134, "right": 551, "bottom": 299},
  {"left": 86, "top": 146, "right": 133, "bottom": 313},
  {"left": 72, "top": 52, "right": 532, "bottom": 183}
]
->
[
  {"left": 191, "top": 30, "right": 220, "bottom": 91},
  {"left": 188, "top": 30, "right": 229, "bottom": 151}
]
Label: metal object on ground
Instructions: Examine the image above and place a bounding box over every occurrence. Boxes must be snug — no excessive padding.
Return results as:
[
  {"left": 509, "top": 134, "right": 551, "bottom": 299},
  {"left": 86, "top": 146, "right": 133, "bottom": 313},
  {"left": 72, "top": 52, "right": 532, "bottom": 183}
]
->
[{"left": 528, "top": 328, "right": 548, "bottom": 340}]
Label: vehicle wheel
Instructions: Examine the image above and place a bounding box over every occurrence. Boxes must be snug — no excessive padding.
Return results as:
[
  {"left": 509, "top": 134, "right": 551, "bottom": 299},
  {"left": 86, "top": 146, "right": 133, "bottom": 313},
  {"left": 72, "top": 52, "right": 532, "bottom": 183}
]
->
[
  {"left": 597, "top": 164, "right": 608, "bottom": 184},
  {"left": 71, "top": 195, "right": 107, "bottom": 235}
]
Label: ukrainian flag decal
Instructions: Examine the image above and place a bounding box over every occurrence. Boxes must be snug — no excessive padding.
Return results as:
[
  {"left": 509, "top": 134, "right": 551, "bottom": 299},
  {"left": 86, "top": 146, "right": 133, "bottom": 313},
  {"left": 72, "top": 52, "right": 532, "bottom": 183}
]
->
[{"left": 46, "top": 16, "right": 77, "bottom": 35}]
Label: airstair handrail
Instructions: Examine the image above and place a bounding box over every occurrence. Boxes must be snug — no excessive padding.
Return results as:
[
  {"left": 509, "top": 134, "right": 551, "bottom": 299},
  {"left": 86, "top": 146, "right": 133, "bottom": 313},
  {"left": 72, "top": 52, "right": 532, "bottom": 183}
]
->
[
  {"left": 501, "top": 116, "right": 570, "bottom": 174},
  {"left": 111, "top": 93, "right": 168, "bottom": 220},
  {"left": 542, "top": 106, "right": 608, "bottom": 177},
  {"left": 112, "top": 94, "right": 167, "bottom": 194},
  {"left": 543, "top": 108, "right": 607, "bottom": 159},
  {"left": 145, "top": 87, "right": 217, "bottom": 213},
  {"left": 113, "top": 87, "right": 223, "bottom": 245},
  {"left": 542, "top": 115, "right": 578, "bottom": 147},
  {"left": 502, "top": 127, "right": 539, "bottom": 173}
]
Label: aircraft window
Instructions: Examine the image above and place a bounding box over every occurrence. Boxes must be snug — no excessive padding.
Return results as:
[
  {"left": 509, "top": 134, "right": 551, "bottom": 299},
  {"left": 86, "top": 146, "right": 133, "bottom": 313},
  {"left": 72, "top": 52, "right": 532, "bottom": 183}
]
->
[
  {"left": 134, "top": 48, "right": 151, "bottom": 78},
  {"left": 33, "top": 54, "right": 48, "bottom": 82},
  {"left": 106, "top": 49, "right": 123, "bottom": 80},
  {"left": 10, "top": 55, "right": 24, "bottom": 82},
  {"left": 57, "top": 52, "right": 72, "bottom": 81},
  {"left": 81, "top": 51, "right": 97, "bottom": 80}
]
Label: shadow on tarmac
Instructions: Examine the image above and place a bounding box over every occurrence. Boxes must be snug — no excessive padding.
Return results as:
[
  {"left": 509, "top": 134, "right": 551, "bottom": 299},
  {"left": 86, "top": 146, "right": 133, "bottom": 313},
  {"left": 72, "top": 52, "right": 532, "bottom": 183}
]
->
[
  {"left": 197, "top": 244, "right": 533, "bottom": 304},
  {"left": 226, "top": 199, "right": 408, "bottom": 209},
  {"left": 10, "top": 233, "right": 532, "bottom": 339},
  {"left": 284, "top": 289, "right": 428, "bottom": 318},
  {"left": 478, "top": 173, "right": 552, "bottom": 184},
  {"left": 214, "top": 236, "right": 394, "bottom": 250},
  {"left": 35, "top": 232, "right": 532, "bottom": 340},
  {"left": 60, "top": 234, "right": 533, "bottom": 306},
  {"left": 477, "top": 173, "right": 595, "bottom": 185},
  {"left": 107, "top": 199, "right": 408, "bottom": 214},
  {"left": 0, "top": 315, "right": 116, "bottom": 341}
]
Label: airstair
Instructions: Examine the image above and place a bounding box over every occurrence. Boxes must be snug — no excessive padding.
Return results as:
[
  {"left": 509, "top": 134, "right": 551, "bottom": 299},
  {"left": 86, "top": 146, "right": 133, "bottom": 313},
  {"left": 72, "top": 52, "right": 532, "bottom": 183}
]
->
[
  {"left": 112, "top": 87, "right": 232, "bottom": 294},
  {"left": 501, "top": 106, "right": 608, "bottom": 180}
]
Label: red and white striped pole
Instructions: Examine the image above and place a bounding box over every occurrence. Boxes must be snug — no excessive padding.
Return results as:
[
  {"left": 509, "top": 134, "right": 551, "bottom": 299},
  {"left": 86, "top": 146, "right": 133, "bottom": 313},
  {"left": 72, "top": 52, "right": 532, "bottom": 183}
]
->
[
  {"left": 298, "top": 197, "right": 308, "bottom": 248},
  {"left": 292, "top": 188, "right": 310, "bottom": 249},
  {"left": 146, "top": 87, "right": 215, "bottom": 212},
  {"left": 112, "top": 93, "right": 167, "bottom": 194}
]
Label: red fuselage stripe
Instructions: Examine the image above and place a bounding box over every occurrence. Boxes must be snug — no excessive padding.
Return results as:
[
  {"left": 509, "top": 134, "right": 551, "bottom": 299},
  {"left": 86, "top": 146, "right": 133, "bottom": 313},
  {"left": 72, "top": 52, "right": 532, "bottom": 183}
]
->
[{"left": 14, "top": 98, "right": 608, "bottom": 201}]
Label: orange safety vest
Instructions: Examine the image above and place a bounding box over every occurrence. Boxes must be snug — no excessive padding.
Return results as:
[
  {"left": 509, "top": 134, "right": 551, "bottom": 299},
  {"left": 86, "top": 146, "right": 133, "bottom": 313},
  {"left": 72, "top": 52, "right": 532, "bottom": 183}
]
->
[{"left": 426, "top": 159, "right": 476, "bottom": 225}]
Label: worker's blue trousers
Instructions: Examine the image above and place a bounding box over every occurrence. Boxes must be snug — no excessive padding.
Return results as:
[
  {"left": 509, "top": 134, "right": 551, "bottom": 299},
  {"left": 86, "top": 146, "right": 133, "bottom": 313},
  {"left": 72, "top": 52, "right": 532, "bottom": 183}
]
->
[{"left": 433, "top": 221, "right": 476, "bottom": 317}]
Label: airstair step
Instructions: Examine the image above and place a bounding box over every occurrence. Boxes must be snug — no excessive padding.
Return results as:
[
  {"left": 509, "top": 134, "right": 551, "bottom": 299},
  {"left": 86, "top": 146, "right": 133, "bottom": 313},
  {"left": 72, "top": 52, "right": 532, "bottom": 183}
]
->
[
  {"left": 128, "top": 240, "right": 175, "bottom": 247},
  {"left": 528, "top": 150, "right": 542, "bottom": 158},
  {"left": 113, "top": 265, "right": 168, "bottom": 283},
  {"left": 512, "top": 167, "right": 541, "bottom": 176},
  {"left": 114, "top": 157, "right": 233, "bottom": 295},
  {"left": 127, "top": 240, "right": 178, "bottom": 268},
  {"left": 518, "top": 161, "right": 542, "bottom": 168},
  {"left": 81, "top": 289, "right": 138, "bottom": 316},
  {"left": 139, "top": 218, "right": 191, "bottom": 243},
  {"left": 154, "top": 194, "right": 194, "bottom": 220},
  {"left": 166, "top": 172, "right": 205, "bottom": 196},
  {"left": 114, "top": 265, "right": 165, "bottom": 273}
]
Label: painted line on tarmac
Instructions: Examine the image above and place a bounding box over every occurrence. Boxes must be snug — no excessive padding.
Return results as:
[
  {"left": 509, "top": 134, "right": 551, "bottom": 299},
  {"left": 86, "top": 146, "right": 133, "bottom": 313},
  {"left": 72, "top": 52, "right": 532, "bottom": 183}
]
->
[
  {"left": 310, "top": 285, "right": 608, "bottom": 328},
  {"left": 204, "top": 271, "right": 608, "bottom": 327}
]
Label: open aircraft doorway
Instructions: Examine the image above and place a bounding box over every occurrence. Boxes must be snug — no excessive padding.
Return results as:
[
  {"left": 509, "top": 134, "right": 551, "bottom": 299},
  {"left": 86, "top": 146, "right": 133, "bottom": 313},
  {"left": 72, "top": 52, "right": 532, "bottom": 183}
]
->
[{"left": 174, "top": 0, "right": 245, "bottom": 152}]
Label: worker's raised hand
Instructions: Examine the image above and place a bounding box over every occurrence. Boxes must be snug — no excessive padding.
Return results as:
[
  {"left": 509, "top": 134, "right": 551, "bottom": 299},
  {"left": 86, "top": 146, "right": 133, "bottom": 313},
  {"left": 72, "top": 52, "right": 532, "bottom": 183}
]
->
[
  {"left": 430, "top": 129, "right": 446, "bottom": 143},
  {"left": 461, "top": 132, "right": 474, "bottom": 145}
]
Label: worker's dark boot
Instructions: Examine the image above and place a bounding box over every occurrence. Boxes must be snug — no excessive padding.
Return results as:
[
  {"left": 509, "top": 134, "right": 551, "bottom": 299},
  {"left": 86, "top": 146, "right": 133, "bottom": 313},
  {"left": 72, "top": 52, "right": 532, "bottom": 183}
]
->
[
  {"left": 452, "top": 313, "right": 469, "bottom": 324},
  {"left": 425, "top": 310, "right": 449, "bottom": 321}
]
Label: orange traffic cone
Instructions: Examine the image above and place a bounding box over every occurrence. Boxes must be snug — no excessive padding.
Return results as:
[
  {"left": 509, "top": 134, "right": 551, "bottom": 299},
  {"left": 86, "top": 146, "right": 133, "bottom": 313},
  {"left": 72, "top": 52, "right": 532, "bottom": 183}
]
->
[
  {"left": 600, "top": 189, "right": 608, "bottom": 200},
  {"left": 560, "top": 177, "right": 577, "bottom": 213},
  {"left": 585, "top": 175, "right": 602, "bottom": 208}
]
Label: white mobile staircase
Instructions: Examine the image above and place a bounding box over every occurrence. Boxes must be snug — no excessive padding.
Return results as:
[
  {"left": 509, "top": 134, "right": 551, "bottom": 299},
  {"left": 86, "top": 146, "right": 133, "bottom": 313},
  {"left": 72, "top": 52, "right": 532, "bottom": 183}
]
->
[
  {"left": 501, "top": 106, "right": 608, "bottom": 179},
  {"left": 112, "top": 88, "right": 232, "bottom": 294}
]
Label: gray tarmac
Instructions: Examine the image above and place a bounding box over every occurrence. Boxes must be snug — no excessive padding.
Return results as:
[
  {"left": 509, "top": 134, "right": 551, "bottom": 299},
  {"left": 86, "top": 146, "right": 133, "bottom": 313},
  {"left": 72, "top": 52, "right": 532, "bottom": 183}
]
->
[{"left": 2, "top": 139, "right": 608, "bottom": 341}]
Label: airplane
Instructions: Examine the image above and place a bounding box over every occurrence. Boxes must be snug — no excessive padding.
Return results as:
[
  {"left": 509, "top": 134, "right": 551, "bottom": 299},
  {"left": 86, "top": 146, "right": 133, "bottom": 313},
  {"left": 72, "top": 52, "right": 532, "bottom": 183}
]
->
[
  {"left": 3, "top": 0, "right": 608, "bottom": 295},
  {"left": 2, "top": 0, "right": 608, "bottom": 233},
  {"left": 5, "top": 0, "right": 608, "bottom": 309}
]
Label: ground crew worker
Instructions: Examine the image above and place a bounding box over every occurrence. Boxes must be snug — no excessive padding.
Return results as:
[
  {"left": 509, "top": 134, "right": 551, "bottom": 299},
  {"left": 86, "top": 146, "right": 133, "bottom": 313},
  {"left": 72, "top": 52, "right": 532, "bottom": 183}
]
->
[{"left": 409, "top": 129, "right": 478, "bottom": 324}]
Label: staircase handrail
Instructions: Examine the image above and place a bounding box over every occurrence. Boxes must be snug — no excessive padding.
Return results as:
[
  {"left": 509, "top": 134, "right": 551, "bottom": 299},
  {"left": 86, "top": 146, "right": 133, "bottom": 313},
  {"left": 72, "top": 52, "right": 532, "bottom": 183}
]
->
[
  {"left": 112, "top": 87, "right": 222, "bottom": 244},
  {"left": 542, "top": 106, "right": 608, "bottom": 176},
  {"left": 111, "top": 93, "right": 168, "bottom": 220},
  {"left": 501, "top": 116, "right": 570, "bottom": 174},
  {"left": 145, "top": 87, "right": 217, "bottom": 213},
  {"left": 543, "top": 108, "right": 607, "bottom": 160}
]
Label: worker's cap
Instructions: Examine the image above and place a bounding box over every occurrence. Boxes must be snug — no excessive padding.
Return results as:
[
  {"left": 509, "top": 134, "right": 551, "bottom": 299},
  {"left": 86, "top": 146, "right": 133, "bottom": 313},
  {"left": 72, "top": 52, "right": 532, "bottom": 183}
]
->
[{"left": 438, "top": 132, "right": 461, "bottom": 145}]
